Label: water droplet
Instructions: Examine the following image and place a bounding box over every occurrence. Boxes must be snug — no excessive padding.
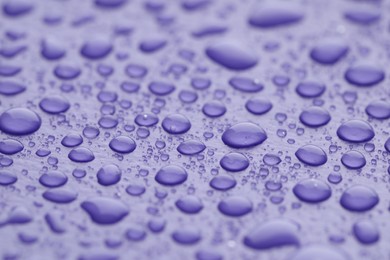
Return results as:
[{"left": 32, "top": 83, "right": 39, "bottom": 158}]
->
[
  {"left": 41, "top": 38, "right": 66, "bottom": 60},
  {"left": 295, "top": 144, "right": 327, "bottom": 166},
  {"left": 209, "top": 175, "right": 236, "bottom": 191},
  {"left": 341, "top": 150, "right": 366, "bottom": 169},
  {"left": 175, "top": 195, "right": 203, "bottom": 214},
  {"left": 171, "top": 227, "right": 201, "bottom": 245},
  {"left": 54, "top": 64, "right": 81, "bottom": 80},
  {"left": 0, "top": 108, "right": 41, "bottom": 135},
  {"left": 39, "top": 171, "right": 68, "bottom": 188},
  {"left": 220, "top": 152, "right": 249, "bottom": 172},
  {"left": 337, "top": 119, "right": 375, "bottom": 143},
  {"left": 249, "top": 3, "right": 303, "bottom": 28},
  {"left": 340, "top": 185, "right": 379, "bottom": 212},
  {"left": 344, "top": 6, "right": 380, "bottom": 25},
  {"left": 61, "top": 134, "right": 83, "bottom": 147},
  {"left": 296, "top": 81, "right": 325, "bottom": 98},
  {"left": 135, "top": 113, "right": 159, "bottom": 127},
  {"left": 68, "top": 147, "right": 95, "bottom": 162},
  {"left": 345, "top": 65, "right": 384, "bottom": 87},
  {"left": 43, "top": 188, "right": 78, "bottom": 203},
  {"left": 0, "top": 171, "right": 17, "bottom": 185},
  {"left": 80, "top": 38, "right": 113, "bottom": 59},
  {"left": 245, "top": 98, "right": 272, "bottom": 115},
  {"left": 81, "top": 197, "right": 129, "bottom": 225},
  {"left": 195, "top": 249, "right": 223, "bottom": 260},
  {"left": 0, "top": 139, "right": 23, "bottom": 155},
  {"left": 243, "top": 219, "right": 300, "bottom": 250},
  {"left": 353, "top": 220, "right": 379, "bottom": 244},
  {"left": 299, "top": 106, "right": 331, "bottom": 128},
  {"left": 3, "top": 1, "right": 33, "bottom": 17},
  {"left": 139, "top": 38, "right": 167, "bottom": 53},
  {"left": 289, "top": 245, "right": 349, "bottom": 260},
  {"left": 126, "top": 184, "right": 145, "bottom": 196},
  {"left": 125, "top": 64, "right": 148, "bottom": 78},
  {"left": 229, "top": 76, "right": 263, "bottom": 93},
  {"left": 205, "top": 41, "right": 258, "bottom": 70},
  {"left": 109, "top": 136, "right": 136, "bottom": 154},
  {"left": 155, "top": 165, "right": 188, "bottom": 186},
  {"left": 126, "top": 228, "right": 146, "bottom": 241},
  {"left": 218, "top": 196, "right": 252, "bottom": 217},
  {"left": 310, "top": 39, "right": 348, "bottom": 65},
  {"left": 95, "top": 0, "right": 127, "bottom": 8},
  {"left": 221, "top": 122, "right": 267, "bottom": 149},
  {"left": 202, "top": 101, "right": 226, "bottom": 118},
  {"left": 162, "top": 113, "right": 191, "bottom": 134},
  {"left": 293, "top": 179, "right": 331, "bottom": 203},
  {"left": 97, "top": 164, "right": 121, "bottom": 186},
  {"left": 177, "top": 140, "right": 206, "bottom": 155},
  {"left": 365, "top": 100, "right": 390, "bottom": 119},
  {"left": 0, "top": 81, "right": 26, "bottom": 96},
  {"left": 148, "top": 81, "right": 175, "bottom": 96}
]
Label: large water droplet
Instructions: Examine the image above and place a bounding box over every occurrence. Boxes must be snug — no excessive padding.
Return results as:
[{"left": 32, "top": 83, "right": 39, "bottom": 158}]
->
[
  {"left": 97, "top": 164, "right": 121, "bottom": 186},
  {"left": 365, "top": 100, "right": 390, "bottom": 119},
  {"left": 229, "top": 77, "right": 264, "bottom": 93},
  {"left": 345, "top": 65, "right": 384, "bottom": 87},
  {"left": 0, "top": 139, "right": 23, "bottom": 155},
  {"left": 68, "top": 147, "right": 95, "bottom": 162},
  {"left": 81, "top": 197, "right": 129, "bottom": 225},
  {"left": 109, "top": 136, "right": 136, "bottom": 154},
  {"left": 155, "top": 165, "right": 188, "bottom": 186},
  {"left": 177, "top": 140, "right": 206, "bottom": 155},
  {"left": 341, "top": 150, "right": 366, "bottom": 169},
  {"left": 218, "top": 196, "right": 252, "bottom": 217},
  {"left": 310, "top": 39, "right": 349, "bottom": 65},
  {"left": 295, "top": 144, "right": 327, "bottom": 166},
  {"left": 162, "top": 113, "right": 191, "bottom": 134},
  {"left": 299, "top": 106, "right": 331, "bottom": 128},
  {"left": 0, "top": 108, "right": 41, "bottom": 135},
  {"left": 293, "top": 179, "right": 331, "bottom": 203},
  {"left": 175, "top": 195, "right": 203, "bottom": 214},
  {"left": 353, "top": 220, "right": 379, "bottom": 244},
  {"left": 296, "top": 81, "right": 326, "bottom": 98},
  {"left": 221, "top": 122, "right": 267, "bottom": 149},
  {"left": 248, "top": 3, "right": 304, "bottom": 28},
  {"left": 220, "top": 152, "right": 249, "bottom": 172},
  {"left": 39, "top": 96, "right": 70, "bottom": 114},
  {"left": 337, "top": 119, "right": 375, "bottom": 143},
  {"left": 340, "top": 185, "right": 379, "bottom": 212}
]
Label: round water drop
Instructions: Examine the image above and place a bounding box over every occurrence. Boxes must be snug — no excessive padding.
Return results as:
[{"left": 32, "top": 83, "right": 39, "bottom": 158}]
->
[
  {"left": 0, "top": 81, "right": 26, "bottom": 96},
  {"left": 310, "top": 39, "right": 348, "bottom": 65},
  {"left": 0, "top": 139, "right": 23, "bottom": 155},
  {"left": 344, "top": 6, "right": 381, "bottom": 25},
  {"left": 385, "top": 137, "right": 390, "bottom": 152},
  {"left": 7, "top": 206, "right": 32, "bottom": 224},
  {"left": 365, "top": 100, "right": 390, "bottom": 119},
  {"left": 0, "top": 65, "right": 21, "bottom": 77},
  {"left": 299, "top": 106, "right": 331, "bottom": 128},
  {"left": 125, "top": 64, "right": 147, "bottom": 78},
  {"left": 41, "top": 38, "right": 65, "bottom": 60},
  {"left": 296, "top": 81, "right": 326, "bottom": 98},
  {"left": 341, "top": 150, "right": 366, "bottom": 169},
  {"left": 178, "top": 90, "right": 198, "bottom": 103},
  {"left": 98, "top": 116, "right": 118, "bottom": 129},
  {"left": 109, "top": 136, "right": 136, "bottom": 154},
  {"left": 195, "top": 249, "right": 223, "bottom": 260},
  {"left": 39, "top": 171, "right": 68, "bottom": 188},
  {"left": 95, "top": 0, "right": 127, "bottom": 8},
  {"left": 243, "top": 220, "right": 300, "bottom": 250},
  {"left": 139, "top": 38, "right": 167, "bottom": 53},
  {"left": 135, "top": 113, "right": 159, "bottom": 127},
  {"left": 245, "top": 98, "right": 272, "bottom": 115},
  {"left": 97, "top": 164, "right": 121, "bottom": 186},
  {"left": 248, "top": 3, "right": 303, "bottom": 28},
  {"left": 0, "top": 108, "right": 41, "bottom": 137},
  {"left": 221, "top": 122, "right": 267, "bottom": 149},
  {"left": 43, "top": 188, "right": 78, "bottom": 203},
  {"left": 121, "top": 81, "right": 140, "bottom": 93},
  {"left": 229, "top": 76, "right": 263, "bottom": 93},
  {"left": 220, "top": 152, "right": 249, "bottom": 172},
  {"left": 81, "top": 197, "right": 129, "bottom": 225},
  {"left": 218, "top": 196, "right": 252, "bottom": 217},
  {"left": 353, "top": 220, "right": 379, "bottom": 244},
  {"left": 97, "top": 91, "right": 117, "bottom": 103},
  {"left": 340, "top": 185, "right": 379, "bottom": 212},
  {"left": 39, "top": 96, "right": 70, "bottom": 114},
  {"left": 263, "top": 153, "right": 281, "bottom": 166},
  {"left": 177, "top": 140, "right": 206, "bottom": 155},
  {"left": 202, "top": 101, "right": 226, "bottom": 118},
  {"left": 210, "top": 175, "right": 236, "bottom": 191},
  {"left": 205, "top": 41, "right": 258, "bottom": 70},
  {"left": 61, "top": 134, "right": 83, "bottom": 147},
  {"left": 175, "top": 195, "right": 203, "bottom": 214},
  {"left": 155, "top": 165, "right": 188, "bottom": 186},
  {"left": 83, "top": 126, "right": 100, "bottom": 139},
  {"left": 54, "top": 64, "right": 81, "bottom": 80},
  {"left": 337, "top": 119, "right": 374, "bottom": 143},
  {"left": 80, "top": 38, "right": 113, "bottom": 59},
  {"left": 171, "top": 227, "right": 201, "bottom": 245},
  {"left": 295, "top": 144, "right": 327, "bottom": 166},
  {"left": 3, "top": 1, "right": 33, "bottom": 16},
  {"left": 72, "top": 168, "right": 86, "bottom": 178},
  {"left": 293, "top": 179, "right": 331, "bottom": 203},
  {"left": 191, "top": 77, "right": 211, "bottom": 90},
  {"left": 0, "top": 171, "right": 17, "bottom": 185},
  {"left": 126, "top": 228, "right": 146, "bottom": 241},
  {"left": 327, "top": 172, "right": 342, "bottom": 184},
  {"left": 289, "top": 245, "right": 349, "bottom": 260},
  {"left": 148, "top": 81, "right": 175, "bottom": 96},
  {"left": 162, "top": 113, "right": 191, "bottom": 134},
  {"left": 345, "top": 65, "right": 384, "bottom": 87},
  {"left": 68, "top": 147, "right": 95, "bottom": 162},
  {"left": 148, "top": 218, "right": 166, "bottom": 233},
  {"left": 126, "top": 184, "right": 145, "bottom": 196}
]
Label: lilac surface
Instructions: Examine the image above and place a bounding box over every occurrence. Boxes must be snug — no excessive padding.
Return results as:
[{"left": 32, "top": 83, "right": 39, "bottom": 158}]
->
[{"left": 0, "top": 0, "right": 390, "bottom": 259}]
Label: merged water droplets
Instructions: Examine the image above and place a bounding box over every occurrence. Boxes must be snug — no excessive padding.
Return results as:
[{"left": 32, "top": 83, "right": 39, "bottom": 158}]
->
[{"left": 81, "top": 197, "right": 129, "bottom": 225}]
